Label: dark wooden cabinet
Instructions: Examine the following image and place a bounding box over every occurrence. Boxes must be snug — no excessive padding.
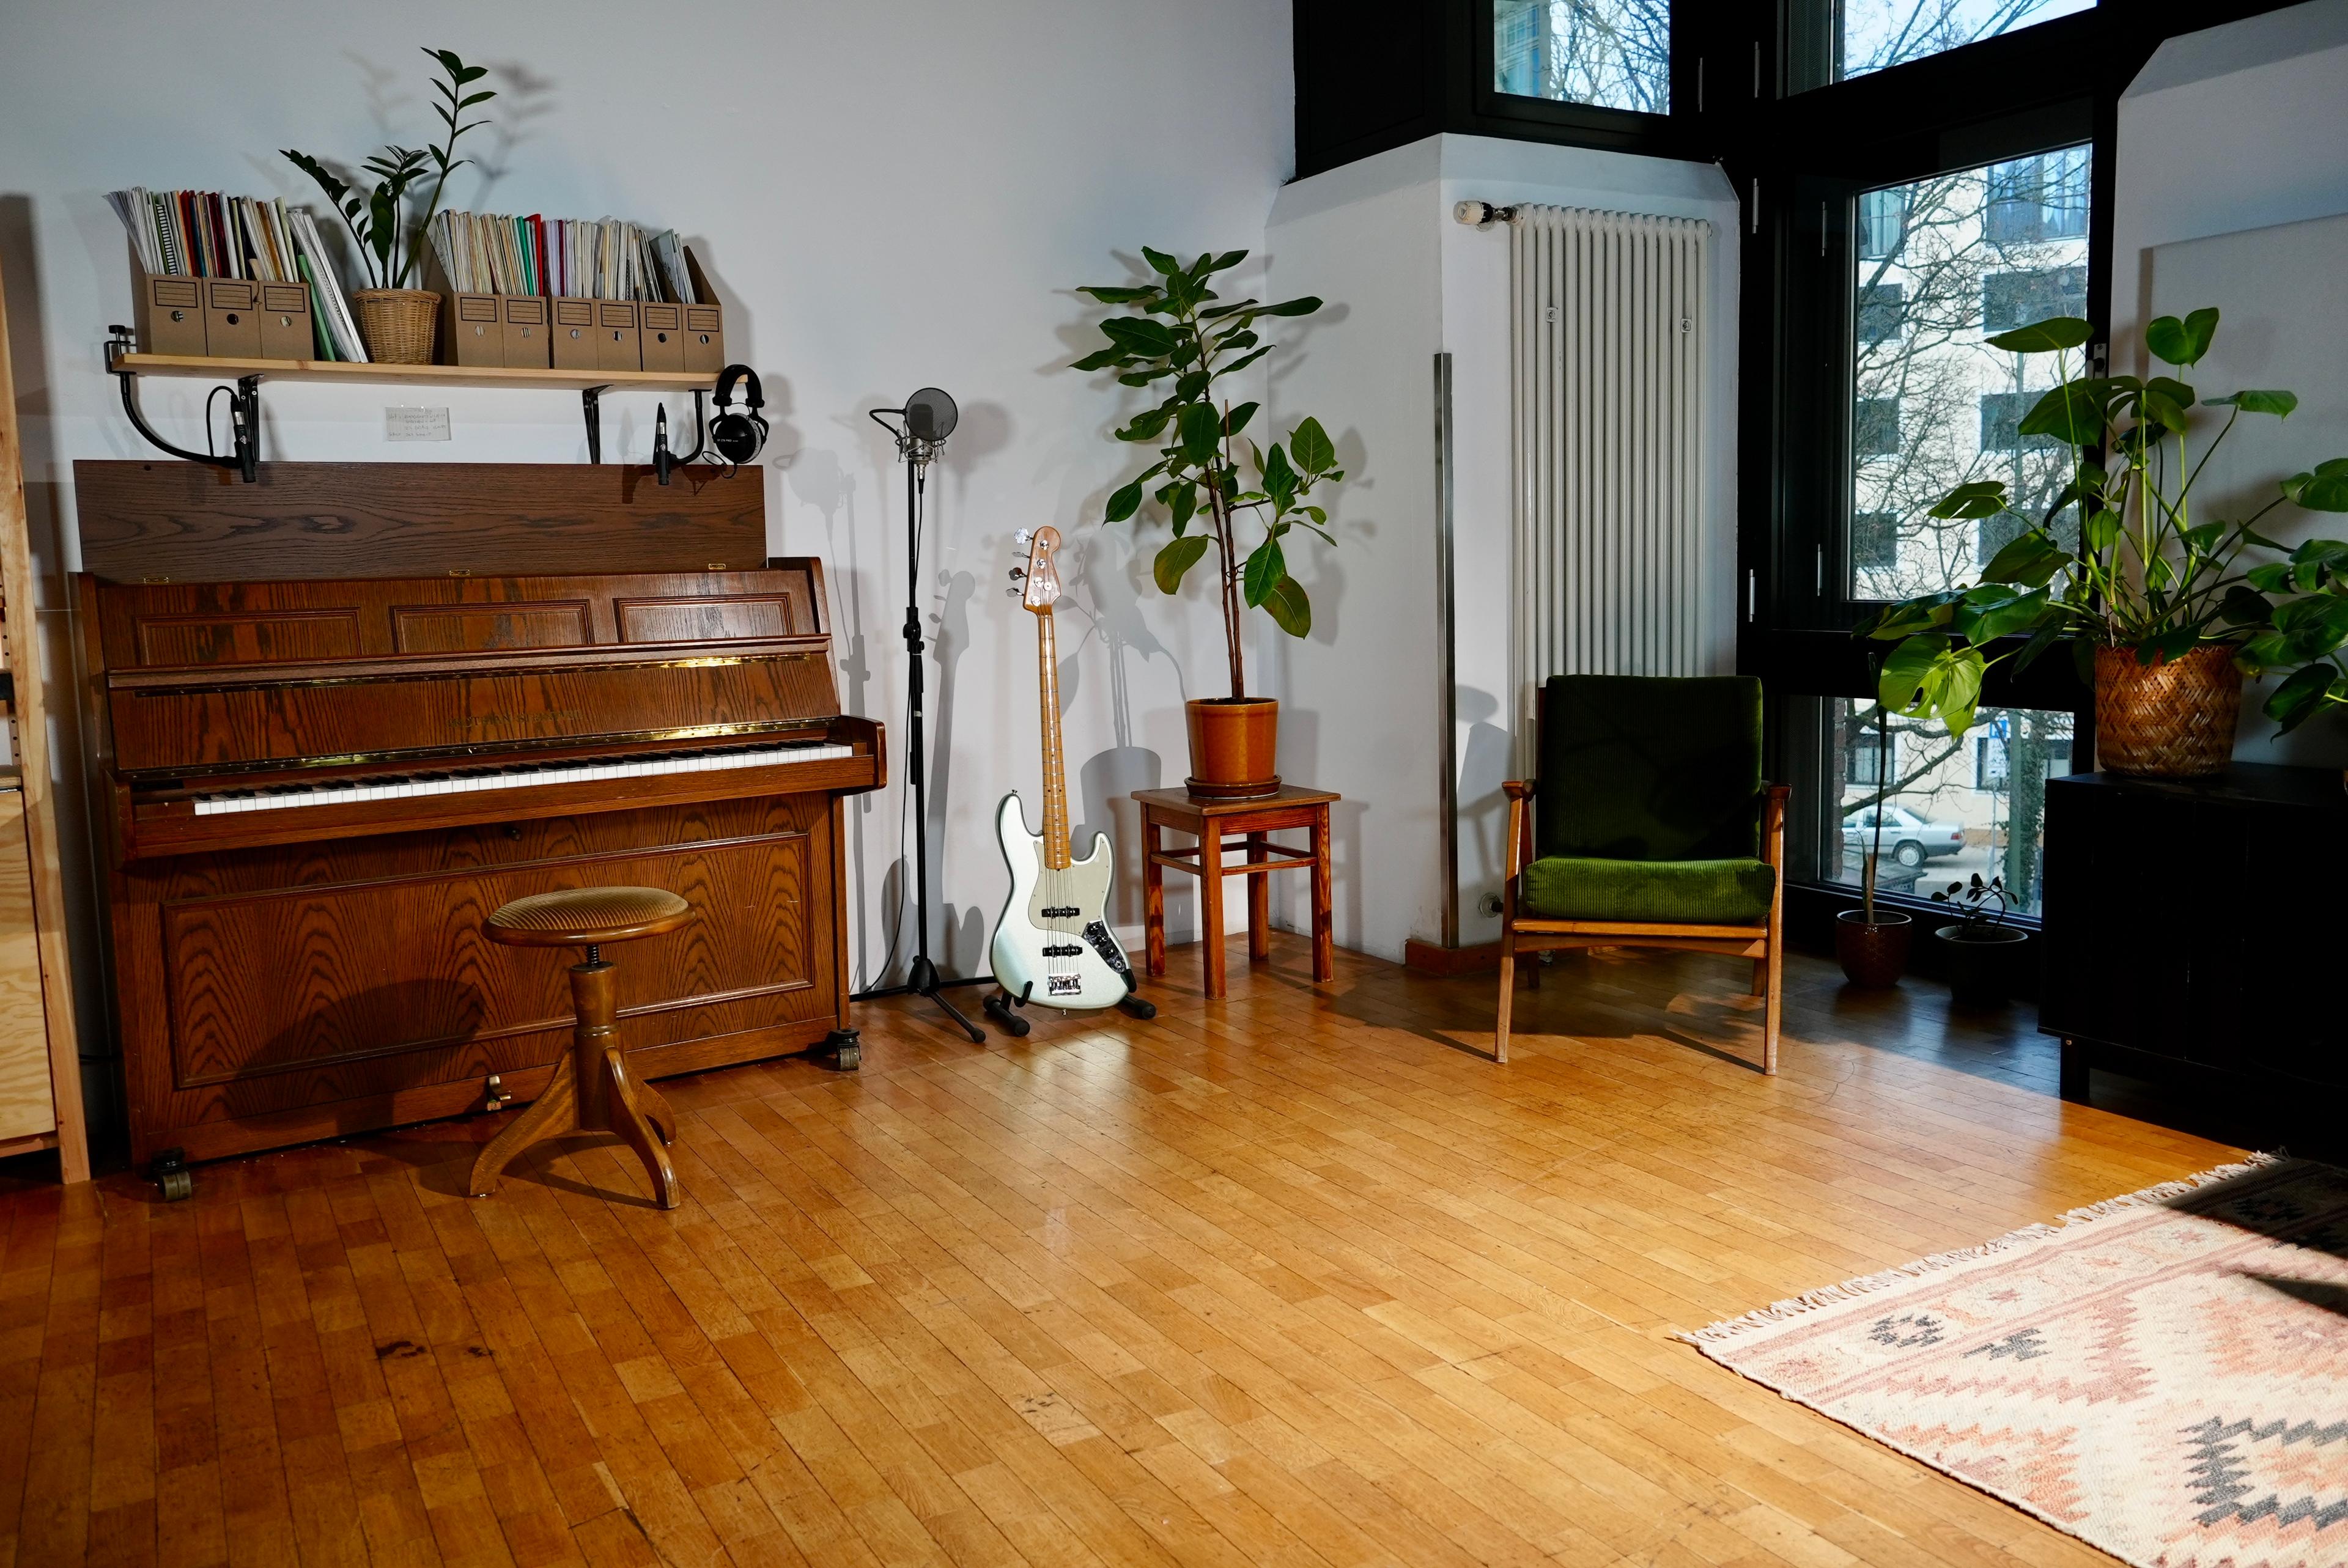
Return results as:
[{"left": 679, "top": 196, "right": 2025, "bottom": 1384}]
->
[{"left": 2041, "top": 764, "right": 2348, "bottom": 1108}]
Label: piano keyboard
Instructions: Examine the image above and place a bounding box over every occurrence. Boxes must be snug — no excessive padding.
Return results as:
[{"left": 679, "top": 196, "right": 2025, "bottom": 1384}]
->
[{"left": 191, "top": 740, "right": 857, "bottom": 817}]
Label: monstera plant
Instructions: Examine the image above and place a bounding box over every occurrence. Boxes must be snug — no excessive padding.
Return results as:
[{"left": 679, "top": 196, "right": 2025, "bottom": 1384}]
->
[
  {"left": 1857, "top": 307, "right": 2348, "bottom": 776},
  {"left": 1072, "top": 247, "right": 1349, "bottom": 798}
]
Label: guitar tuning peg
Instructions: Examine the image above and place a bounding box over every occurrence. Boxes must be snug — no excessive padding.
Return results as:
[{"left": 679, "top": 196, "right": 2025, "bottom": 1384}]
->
[
  {"left": 1008, "top": 567, "right": 1026, "bottom": 580},
  {"left": 1014, "top": 528, "right": 1033, "bottom": 546},
  {"left": 1005, "top": 587, "right": 1021, "bottom": 597}
]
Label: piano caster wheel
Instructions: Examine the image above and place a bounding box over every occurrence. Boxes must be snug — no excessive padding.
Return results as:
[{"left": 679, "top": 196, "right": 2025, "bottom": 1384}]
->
[
  {"left": 814, "top": 1028, "right": 861, "bottom": 1072},
  {"left": 1117, "top": 992, "right": 1157, "bottom": 1021},
  {"left": 150, "top": 1147, "right": 192, "bottom": 1202},
  {"left": 983, "top": 991, "right": 1030, "bottom": 1037}
]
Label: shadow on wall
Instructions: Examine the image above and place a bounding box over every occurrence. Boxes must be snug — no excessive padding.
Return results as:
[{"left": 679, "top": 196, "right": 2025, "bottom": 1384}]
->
[
  {"left": 1456, "top": 685, "right": 1512, "bottom": 924},
  {"left": 1054, "top": 525, "right": 1173, "bottom": 932},
  {"left": 1, "top": 191, "right": 116, "bottom": 1150}
]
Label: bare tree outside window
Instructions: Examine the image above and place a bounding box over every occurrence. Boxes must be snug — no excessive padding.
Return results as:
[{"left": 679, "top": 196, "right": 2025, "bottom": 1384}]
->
[
  {"left": 1839, "top": 0, "right": 2092, "bottom": 82},
  {"left": 1491, "top": 0, "right": 1670, "bottom": 113}
]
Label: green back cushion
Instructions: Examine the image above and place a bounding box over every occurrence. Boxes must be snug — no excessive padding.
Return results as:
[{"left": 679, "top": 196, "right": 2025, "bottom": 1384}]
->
[{"left": 1536, "top": 674, "right": 1763, "bottom": 862}]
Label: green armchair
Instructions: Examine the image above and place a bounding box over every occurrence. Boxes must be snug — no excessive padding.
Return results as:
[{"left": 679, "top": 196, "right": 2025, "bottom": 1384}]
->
[{"left": 1496, "top": 674, "right": 1789, "bottom": 1070}]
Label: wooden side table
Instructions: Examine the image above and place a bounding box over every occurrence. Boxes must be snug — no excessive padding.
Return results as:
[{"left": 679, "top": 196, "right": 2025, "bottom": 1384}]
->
[{"left": 1133, "top": 785, "right": 1337, "bottom": 998}]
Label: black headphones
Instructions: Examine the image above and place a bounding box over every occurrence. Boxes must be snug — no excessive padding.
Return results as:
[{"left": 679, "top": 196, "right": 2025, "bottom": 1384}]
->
[{"left": 709, "top": 364, "right": 767, "bottom": 465}]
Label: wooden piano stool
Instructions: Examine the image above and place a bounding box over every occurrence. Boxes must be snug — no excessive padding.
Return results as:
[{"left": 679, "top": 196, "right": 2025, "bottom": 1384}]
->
[
  {"left": 1134, "top": 785, "right": 1336, "bottom": 999},
  {"left": 470, "top": 887, "right": 693, "bottom": 1210}
]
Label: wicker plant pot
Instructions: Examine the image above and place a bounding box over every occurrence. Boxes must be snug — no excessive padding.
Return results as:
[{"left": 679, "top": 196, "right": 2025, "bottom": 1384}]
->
[
  {"left": 2093, "top": 643, "right": 2242, "bottom": 778},
  {"left": 351, "top": 289, "right": 440, "bottom": 365},
  {"left": 1834, "top": 909, "right": 1912, "bottom": 988}
]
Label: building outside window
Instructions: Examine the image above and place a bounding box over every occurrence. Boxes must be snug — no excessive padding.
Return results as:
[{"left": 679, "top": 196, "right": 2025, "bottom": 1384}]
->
[
  {"left": 1490, "top": 0, "right": 1671, "bottom": 112},
  {"left": 1854, "top": 397, "right": 1902, "bottom": 457},
  {"left": 1986, "top": 147, "right": 2089, "bottom": 242},
  {"left": 1983, "top": 265, "right": 2086, "bottom": 333},
  {"left": 1858, "top": 283, "right": 1905, "bottom": 344}
]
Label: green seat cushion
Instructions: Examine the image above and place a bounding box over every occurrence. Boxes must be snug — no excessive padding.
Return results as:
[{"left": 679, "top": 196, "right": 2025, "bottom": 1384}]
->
[{"left": 1519, "top": 855, "right": 1776, "bottom": 926}]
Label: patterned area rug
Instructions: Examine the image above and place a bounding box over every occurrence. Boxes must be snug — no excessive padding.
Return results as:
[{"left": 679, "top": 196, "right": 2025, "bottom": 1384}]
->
[{"left": 1684, "top": 1155, "right": 2348, "bottom": 1568}]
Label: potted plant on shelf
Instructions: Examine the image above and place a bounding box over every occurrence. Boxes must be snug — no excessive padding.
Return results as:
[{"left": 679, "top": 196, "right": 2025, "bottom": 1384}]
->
[
  {"left": 1858, "top": 308, "right": 2348, "bottom": 777},
  {"left": 1931, "top": 874, "right": 2027, "bottom": 1007},
  {"left": 284, "top": 48, "right": 495, "bottom": 365},
  {"left": 1835, "top": 696, "right": 1913, "bottom": 988},
  {"left": 1072, "top": 248, "right": 1346, "bottom": 797}
]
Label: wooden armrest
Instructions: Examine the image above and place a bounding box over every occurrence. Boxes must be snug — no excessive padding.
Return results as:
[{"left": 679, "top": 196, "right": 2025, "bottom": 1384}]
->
[
  {"left": 1502, "top": 779, "right": 1535, "bottom": 801},
  {"left": 1502, "top": 780, "right": 1535, "bottom": 885},
  {"left": 1759, "top": 782, "right": 1790, "bottom": 869}
]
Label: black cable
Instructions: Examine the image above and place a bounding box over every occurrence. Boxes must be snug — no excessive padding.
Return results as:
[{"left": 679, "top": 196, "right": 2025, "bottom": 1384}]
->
[{"left": 204, "top": 385, "right": 231, "bottom": 457}]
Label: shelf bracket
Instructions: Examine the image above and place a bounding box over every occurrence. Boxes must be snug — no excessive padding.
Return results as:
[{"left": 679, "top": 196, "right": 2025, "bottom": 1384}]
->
[
  {"left": 107, "top": 326, "right": 262, "bottom": 482},
  {"left": 581, "top": 385, "right": 611, "bottom": 463}
]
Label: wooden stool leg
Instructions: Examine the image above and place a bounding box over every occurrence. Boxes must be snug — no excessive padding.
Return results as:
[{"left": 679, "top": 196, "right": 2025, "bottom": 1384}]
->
[
  {"left": 604, "top": 1047, "right": 680, "bottom": 1210},
  {"left": 468, "top": 1051, "right": 578, "bottom": 1197},
  {"left": 1309, "top": 806, "right": 1333, "bottom": 984},
  {"left": 1143, "top": 817, "right": 1166, "bottom": 978},
  {"left": 1246, "top": 831, "right": 1269, "bottom": 963},
  {"left": 635, "top": 1079, "right": 677, "bottom": 1146},
  {"left": 1200, "top": 822, "right": 1225, "bottom": 999}
]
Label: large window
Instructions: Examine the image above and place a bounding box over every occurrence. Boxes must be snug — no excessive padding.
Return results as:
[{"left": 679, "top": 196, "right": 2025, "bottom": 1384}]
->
[
  {"left": 1491, "top": 0, "right": 1670, "bottom": 112},
  {"left": 1847, "top": 144, "right": 2092, "bottom": 604},
  {"left": 1796, "top": 0, "right": 2095, "bottom": 90},
  {"left": 1809, "top": 698, "right": 2075, "bottom": 916}
]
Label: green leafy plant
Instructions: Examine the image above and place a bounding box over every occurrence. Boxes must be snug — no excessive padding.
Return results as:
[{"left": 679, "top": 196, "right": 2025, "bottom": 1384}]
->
[
  {"left": 1072, "top": 248, "right": 1346, "bottom": 699},
  {"left": 1856, "top": 307, "right": 2348, "bottom": 738},
  {"left": 283, "top": 48, "right": 495, "bottom": 289},
  {"left": 1933, "top": 873, "right": 2011, "bottom": 936}
]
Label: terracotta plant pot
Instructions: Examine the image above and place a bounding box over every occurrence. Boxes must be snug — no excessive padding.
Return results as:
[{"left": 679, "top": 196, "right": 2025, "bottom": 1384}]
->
[
  {"left": 1184, "top": 698, "right": 1279, "bottom": 800},
  {"left": 350, "top": 288, "right": 441, "bottom": 366},
  {"left": 1834, "top": 909, "right": 1912, "bottom": 988},
  {"left": 2094, "top": 643, "right": 2241, "bottom": 778},
  {"left": 1936, "top": 922, "right": 2030, "bottom": 1008}
]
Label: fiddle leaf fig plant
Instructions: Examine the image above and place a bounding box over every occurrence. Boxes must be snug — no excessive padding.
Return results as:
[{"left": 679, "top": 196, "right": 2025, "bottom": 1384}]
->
[
  {"left": 1073, "top": 248, "right": 1345, "bottom": 699},
  {"left": 1856, "top": 307, "right": 2348, "bottom": 739}
]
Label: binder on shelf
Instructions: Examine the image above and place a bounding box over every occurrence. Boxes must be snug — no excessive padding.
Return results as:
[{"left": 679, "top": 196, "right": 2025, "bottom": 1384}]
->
[
  {"left": 638, "top": 302, "right": 684, "bottom": 373},
  {"left": 550, "top": 297, "right": 599, "bottom": 370},
  {"left": 596, "top": 300, "right": 641, "bottom": 372},
  {"left": 501, "top": 296, "right": 551, "bottom": 368},
  {"left": 682, "top": 248, "right": 725, "bottom": 374}
]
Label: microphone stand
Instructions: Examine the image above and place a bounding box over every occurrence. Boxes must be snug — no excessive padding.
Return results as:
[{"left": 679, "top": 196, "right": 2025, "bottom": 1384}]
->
[{"left": 859, "top": 407, "right": 986, "bottom": 1042}]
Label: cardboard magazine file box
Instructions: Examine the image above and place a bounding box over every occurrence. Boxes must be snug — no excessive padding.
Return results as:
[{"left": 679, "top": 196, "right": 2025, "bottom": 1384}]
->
[
  {"left": 501, "top": 295, "right": 551, "bottom": 368},
  {"left": 595, "top": 300, "right": 641, "bottom": 372},
  {"left": 131, "top": 268, "right": 208, "bottom": 356},
  {"left": 681, "top": 247, "right": 725, "bottom": 374},
  {"left": 550, "top": 297, "right": 599, "bottom": 370},
  {"left": 257, "top": 282, "right": 314, "bottom": 359},
  {"left": 638, "top": 301, "right": 684, "bottom": 373},
  {"left": 443, "top": 290, "right": 505, "bottom": 367},
  {"left": 201, "top": 279, "right": 264, "bottom": 358}
]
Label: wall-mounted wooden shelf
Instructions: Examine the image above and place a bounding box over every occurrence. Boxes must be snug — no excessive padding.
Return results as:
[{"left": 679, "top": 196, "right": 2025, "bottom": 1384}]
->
[{"left": 111, "top": 353, "right": 712, "bottom": 394}]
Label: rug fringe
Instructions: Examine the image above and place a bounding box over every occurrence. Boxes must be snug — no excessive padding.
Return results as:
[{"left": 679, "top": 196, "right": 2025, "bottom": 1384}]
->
[{"left": 1674, "top": 1152, "right": 2283, "bottom": 1346}]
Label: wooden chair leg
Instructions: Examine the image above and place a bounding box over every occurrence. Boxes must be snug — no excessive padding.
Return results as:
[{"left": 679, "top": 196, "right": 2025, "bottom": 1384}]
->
[
  {"left": 1761, "top": 938, "right": 1784, "bottom": 1076},
  {"left": 469, "top": 1053, "right": 578, "bottom": 1197},
  {"left": 1526, "top": 949, "right": 1541, "bottom": 989},
  {"left": 604, "top": 1047, "right": 680, "bottom": 1210},
  {"left": 1493, "top": 931, "right": 1515, "bottom": 1064},
  {"left": 1751, "top": 957, "right": 1768, "bottom": 997}
]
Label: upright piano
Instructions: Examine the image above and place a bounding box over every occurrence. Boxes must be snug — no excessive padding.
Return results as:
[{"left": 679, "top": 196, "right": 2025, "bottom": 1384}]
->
[{"left": 73, "top": 460, "right": 883, "bottom": 1166}]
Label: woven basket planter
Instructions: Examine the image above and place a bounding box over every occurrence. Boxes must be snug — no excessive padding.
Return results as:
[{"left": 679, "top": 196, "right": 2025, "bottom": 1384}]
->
[
  {"left": 2093, "top": 643, "right": 2242, "bottom": 778},
  {"left": 351, "top": 289, "right": 440, "bottom": 365}
]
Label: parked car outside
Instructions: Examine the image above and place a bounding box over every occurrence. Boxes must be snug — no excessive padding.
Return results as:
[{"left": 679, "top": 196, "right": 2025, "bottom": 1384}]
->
[{"left": 1841, "top": 803, "right": 1968, "bottom": 868}]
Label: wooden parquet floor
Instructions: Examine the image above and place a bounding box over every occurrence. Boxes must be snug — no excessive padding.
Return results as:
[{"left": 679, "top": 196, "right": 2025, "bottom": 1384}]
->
[{"left": 0, "top": 936, "right": 2234, "bottom": 1567}]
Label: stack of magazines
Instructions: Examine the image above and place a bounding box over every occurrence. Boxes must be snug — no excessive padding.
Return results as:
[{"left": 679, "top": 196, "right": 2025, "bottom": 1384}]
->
[
  {"left": 428, "top": 210, "right": 698, "bottom": 303},
  {"left": 106, "top": 188, "right": 367, "bottom": 361}
]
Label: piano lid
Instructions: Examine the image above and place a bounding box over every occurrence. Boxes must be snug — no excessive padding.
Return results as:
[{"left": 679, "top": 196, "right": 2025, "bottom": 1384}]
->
[{"left": 86, "top": 566, "right": 852, "bottom": 779}]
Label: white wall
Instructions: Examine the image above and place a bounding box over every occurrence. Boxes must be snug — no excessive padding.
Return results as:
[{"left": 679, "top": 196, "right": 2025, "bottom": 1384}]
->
[
  {"left": 1264, "top": 134, "right": 1739, "bottom": 962},
  {"left": 2112, "top": 0, "right": 2348, "bottom": 765},
  {"left": 0, "top": 0, "right": 1292, "bottom": 1111}
]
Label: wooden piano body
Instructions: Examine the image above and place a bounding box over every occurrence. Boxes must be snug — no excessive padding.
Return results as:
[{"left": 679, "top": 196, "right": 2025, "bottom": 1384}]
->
[{"left": 74, "top": 461, "right": 882, "bottom": 1166}]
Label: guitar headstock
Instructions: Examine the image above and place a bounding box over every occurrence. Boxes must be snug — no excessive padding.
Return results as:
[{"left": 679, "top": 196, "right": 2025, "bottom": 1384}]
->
[{"left": 1019, "top": 526, "right": 1062, "bottom": 614}]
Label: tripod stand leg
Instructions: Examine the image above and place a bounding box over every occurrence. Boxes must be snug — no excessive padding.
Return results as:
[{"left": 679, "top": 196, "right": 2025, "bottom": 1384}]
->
[{"left": 925, "top": 985, "right": 986, "bottom": 1043}]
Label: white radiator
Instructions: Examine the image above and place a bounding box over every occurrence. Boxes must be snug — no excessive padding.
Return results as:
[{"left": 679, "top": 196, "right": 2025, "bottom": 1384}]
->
[{"left": 1508, "top": 205, "right": 1710, "bottom": 749}]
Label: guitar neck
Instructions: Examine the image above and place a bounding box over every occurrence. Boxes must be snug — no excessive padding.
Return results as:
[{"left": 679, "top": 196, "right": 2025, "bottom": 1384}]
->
[{"left": 1034, "top": 607, "right": 1072, "bottom": 870}]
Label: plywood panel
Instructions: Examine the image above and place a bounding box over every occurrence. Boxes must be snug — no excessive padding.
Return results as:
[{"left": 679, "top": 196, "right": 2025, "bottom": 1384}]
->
[{"left": 0, "top": 790, "right": 55, "bottom": 1141}]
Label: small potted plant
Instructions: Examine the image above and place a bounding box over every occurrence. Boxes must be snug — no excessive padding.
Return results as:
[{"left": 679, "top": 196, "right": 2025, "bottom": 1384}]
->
[
  {"left": 1072, "top": 249, "right": 1347, "bottom": 797},
  {"left": 1932, "top": 873, "right": 2028, "bottom": 1007},
  {"left": 284, "top": 48, "right": 495, "bottom": 364},
  {"left": 1835, "top": 698, "right": 1913, "bottom": 988}
]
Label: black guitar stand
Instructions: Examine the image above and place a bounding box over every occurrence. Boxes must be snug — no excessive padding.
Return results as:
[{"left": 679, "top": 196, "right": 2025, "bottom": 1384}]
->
[{"left": 983, "top": 981, "right": 1157, "bottom": 1037}]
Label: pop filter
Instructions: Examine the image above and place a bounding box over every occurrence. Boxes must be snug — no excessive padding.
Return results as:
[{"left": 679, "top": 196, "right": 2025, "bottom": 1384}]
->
[{"left": 904, "top": 387, "right": 958, "bottom": 444}]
